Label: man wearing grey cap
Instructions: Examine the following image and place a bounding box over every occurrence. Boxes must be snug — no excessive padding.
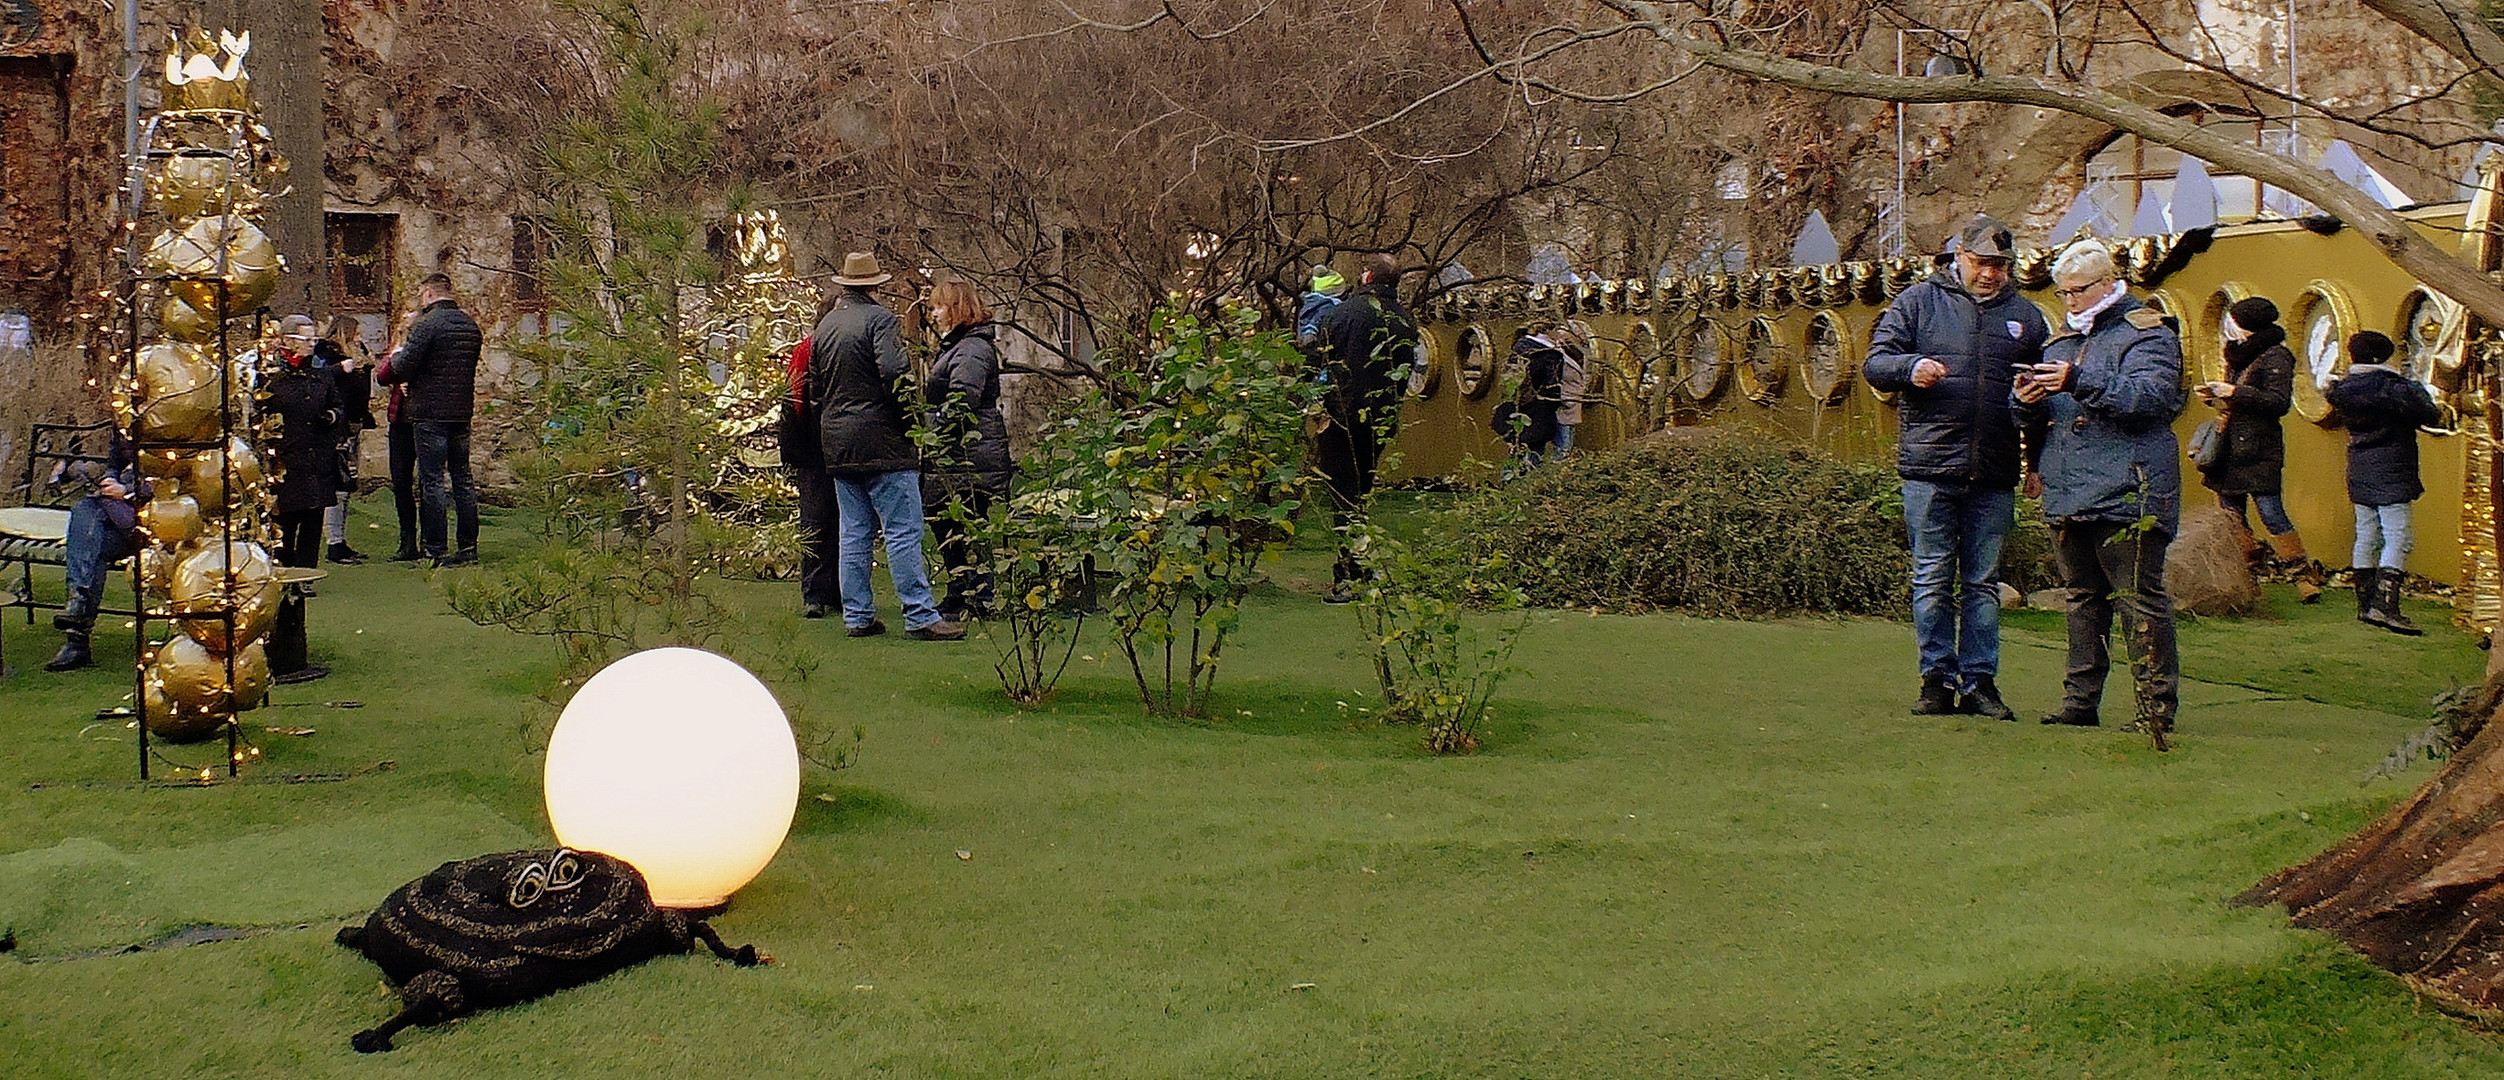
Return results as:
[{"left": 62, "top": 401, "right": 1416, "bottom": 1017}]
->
[{"left": 1865, "top": 214, "right": 2050, "bottom": 721}]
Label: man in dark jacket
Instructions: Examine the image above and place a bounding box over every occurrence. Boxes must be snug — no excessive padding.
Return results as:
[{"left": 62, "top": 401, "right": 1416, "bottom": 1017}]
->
[
  {"left": 44, "top": 431, "right": 144, "bottom": 672},
  {"left": 2326, "top": 331, "right": 2442, "bottom": 635},
  {"left": 376, "top": 273, "right": 482, "bottom": 567},
  {"left": 1309, "top": 252, "right": 1419, "bottom": 602},
  {"left": 807, "top": 252, "right": 962, "bottom": 641},
  {"left": 2016, "top": 239, "right": 2185, "bottom": 732},
  {"left": 1864, "top": 215, "right": 2049, "bottom": 720}
]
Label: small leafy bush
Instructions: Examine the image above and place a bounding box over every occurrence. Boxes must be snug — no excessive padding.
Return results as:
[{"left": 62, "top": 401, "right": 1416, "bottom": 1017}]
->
[
  {"left": 1348, "top": 523, "right": 1527, "bottom": 754},
  {"left": 1460, "top": 432, "right": 1907, "bottom": 617},
  {"left": 1002, "top": 302, "right": 1317, "bottom": 715}
]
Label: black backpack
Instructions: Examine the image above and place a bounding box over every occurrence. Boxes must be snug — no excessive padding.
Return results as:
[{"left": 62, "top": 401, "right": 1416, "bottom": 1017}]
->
[{"left": 336, "top": 848, "right": 765, "bottom": 1052}]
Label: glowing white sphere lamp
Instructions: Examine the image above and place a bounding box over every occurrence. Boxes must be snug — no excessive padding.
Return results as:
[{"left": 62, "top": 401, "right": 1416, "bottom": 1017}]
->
[{"left": 543, "top": 647, "right": 800, "bottom": 908}]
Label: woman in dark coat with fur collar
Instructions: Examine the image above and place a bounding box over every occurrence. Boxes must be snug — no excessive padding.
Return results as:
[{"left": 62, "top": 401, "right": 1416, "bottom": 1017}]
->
[
  {"left": 920, "top": 280, "right": 1012, "bottom": 618},
  {"left": 2194, "top": 296, "right": 2323, "bottom": 601}
]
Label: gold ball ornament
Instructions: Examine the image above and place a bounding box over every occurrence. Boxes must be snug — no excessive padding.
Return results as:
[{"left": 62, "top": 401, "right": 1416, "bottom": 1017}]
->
[
  {"left": 133, "top": 340, "right": 223, "bottom": 442},
  {"left": 140, "top": 494, "right": 205, "bottom": 545},
  {"left": 151, "top": 632, "right": 270, "bottom": 714},
  {"left": 161, "top": 295, "right": 220, "bottom": 344},
  {"left": 169, "top": 536, "right": 280, "bottom": 652},
  {"left": 138, "top": 448, "right": 191, "bottom": 484},
  {"left": 137, "top": 545, "right": 178, "bottom": 604},
  {"left": 140, "top": 674, "right": 229, "bottom": 743},
  {"left": 145, "top": 216, "right": 281, "bottom": 316},
  {"left": 147, "top": 152, "right": 241, "bottom": 219},
  {"left": 188, "top": 437, "right": 265, "bottom": 513}
]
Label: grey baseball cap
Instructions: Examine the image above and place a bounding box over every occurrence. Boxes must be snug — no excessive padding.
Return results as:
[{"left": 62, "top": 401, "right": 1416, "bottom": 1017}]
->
[{"left": 1952, "top": 215, "right": 2017, "bottom": 260}]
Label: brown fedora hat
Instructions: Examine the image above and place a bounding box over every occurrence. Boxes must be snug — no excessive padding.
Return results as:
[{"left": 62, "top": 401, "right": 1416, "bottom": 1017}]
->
[{"left": 832, "top": 251, "right": 892, "bottom": 287}]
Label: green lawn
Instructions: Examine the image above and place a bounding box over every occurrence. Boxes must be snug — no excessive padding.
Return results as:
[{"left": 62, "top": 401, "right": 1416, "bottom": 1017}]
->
[{"left": 3, "top": 493, "right": 2501, "bottom": 1077}]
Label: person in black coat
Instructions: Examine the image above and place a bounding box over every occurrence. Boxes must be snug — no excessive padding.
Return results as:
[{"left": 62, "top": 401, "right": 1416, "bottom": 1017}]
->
[
  {"left": 2325, "top": 331, "right": 2442, "bottom": 635},
  {"left": 260, "top": 315, "right": 346, "bottom": 570},
  {"left": 375, "top": 273, "right": 483, "bottom": 566},
  {"left": 805, "top": 252, "right": 962, "bottom": 641},
  {"left": 2194, "top": 297, "right": 2322, "bottom": 601},
  {"left": 1501, "top": 328, "right": 1567, "bottom": 472},
  {"left": 920, "top": 280, "right": 1012, "bottom": 619},
  {"left": 1307, "top": 252, "right": 1418, "bottom": 602}
]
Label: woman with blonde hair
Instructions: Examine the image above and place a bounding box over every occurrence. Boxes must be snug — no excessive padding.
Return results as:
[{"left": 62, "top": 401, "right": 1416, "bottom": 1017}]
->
[
  {"left": 317, "top": 314, "right": 377, "bottom": 564},
  {"left": 920, "top": 279, "right": 1012, "bottom": 618}
]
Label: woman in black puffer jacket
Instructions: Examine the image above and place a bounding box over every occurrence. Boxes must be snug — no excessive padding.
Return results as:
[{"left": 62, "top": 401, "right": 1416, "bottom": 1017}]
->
[
  {"left": 920, "top": 280, "right": 1012, "bottom": 618},
  {"left": 2195, "top": 296, "right": 2323, "bottom": 601}
]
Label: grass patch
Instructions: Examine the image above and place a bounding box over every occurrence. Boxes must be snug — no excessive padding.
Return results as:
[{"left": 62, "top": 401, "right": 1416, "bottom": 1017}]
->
[{"left": 1, "top": 492, "right": 2499, "bottom": 1076}]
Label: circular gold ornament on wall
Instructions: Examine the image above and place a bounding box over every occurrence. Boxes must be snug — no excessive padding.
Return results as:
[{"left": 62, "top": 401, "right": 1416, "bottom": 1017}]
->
[
  {"left": 1456, "top": 326, "right": 1497, "bottom": 399},
  {"left": 1738, "top": 318, "right": 1787, "bottom": 404},
  {"left": 1681, "top": 318, "right": 1729, "bottom": 403},
  {"left": 1800, "top": 311, "right": 1858, "bottom": 404},
  {"left": 2290, "top": 281, "right": 2358, "bottom": 425}
]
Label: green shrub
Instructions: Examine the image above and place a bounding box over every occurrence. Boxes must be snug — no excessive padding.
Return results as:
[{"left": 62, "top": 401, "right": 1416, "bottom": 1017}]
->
[{"left": 1459, "top": 433, "right": 1907, "bottom": 617}]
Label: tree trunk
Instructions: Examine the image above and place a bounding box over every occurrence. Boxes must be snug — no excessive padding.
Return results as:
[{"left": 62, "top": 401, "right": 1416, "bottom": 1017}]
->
[{"left": 2237, "top": 676, "right": 2504, "bottom": 1013}]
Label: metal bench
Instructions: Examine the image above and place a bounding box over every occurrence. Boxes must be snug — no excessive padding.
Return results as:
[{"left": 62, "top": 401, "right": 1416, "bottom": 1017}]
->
[{"left": 2, "top": 421, "right": 136, "bottom": 673}]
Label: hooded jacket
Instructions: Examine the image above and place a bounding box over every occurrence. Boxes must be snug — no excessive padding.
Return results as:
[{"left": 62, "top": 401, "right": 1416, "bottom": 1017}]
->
[
  {"left": 1865, "top": 268, "right": 2050, "bottom": 489},
  {"left": 2325, "top": 364, "right": 2440, "bottom": 506},
  {"left": 920, "top": 321, "right": 1012, "bottom": 500},
  {"left": 808, "top": 289, "right": 918, "bottom": 476},
  {"left": 2016, "top": 293, "right": 2186, "bottom": 533}
]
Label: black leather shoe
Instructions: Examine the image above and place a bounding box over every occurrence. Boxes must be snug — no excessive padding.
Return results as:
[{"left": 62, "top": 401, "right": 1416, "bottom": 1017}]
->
[
  {"left": 45, "top": 633, "right": 92, "bottom": 672},
  {"left": 432, "top": 550, "right": 478, "bottom": 569},
  {"left": 907, "top": 619, "right": 967, "bottom": 641},
  {"left": 1910, "top": 674, "right": 1957, "bottom": 715},
  {"left": 2040, "top": 708, "right": 2101, "bottom": 727},
  {"left": 846, "top": 620, "right": 887, "bottom": 638},
  {"left": 388, "top": 547, "right": 424, "bottom": 563},
  {"left": 802, "top": 604, "right": 829, "bottom": 620},
  {"left": 1959, "top": 676, "right": 2016, "bottom": 721},
  {"left": 327, "top": 543, "right": 367, "bottom": 565}
]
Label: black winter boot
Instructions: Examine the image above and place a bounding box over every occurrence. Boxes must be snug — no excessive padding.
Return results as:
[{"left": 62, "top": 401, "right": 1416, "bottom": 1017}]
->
[
  {"left": 45, "top": 626, "right": 93, "bottom": 672},
  {"left": 2354, "top": 567, "right": 2378, "bottom": 624},
  {"left": 2370, "top": 568, "right": 2424, "bottom": 636}
]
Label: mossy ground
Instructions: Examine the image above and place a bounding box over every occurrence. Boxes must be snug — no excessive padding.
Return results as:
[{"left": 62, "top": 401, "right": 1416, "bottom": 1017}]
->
[{"left": 2, "top": 492, "right": 2500, "bottom": 1077}]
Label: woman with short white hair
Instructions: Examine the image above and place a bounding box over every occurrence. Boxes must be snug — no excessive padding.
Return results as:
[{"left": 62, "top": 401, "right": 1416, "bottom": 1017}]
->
[{"left": 2014, "top": 240, "right": 2187, "bottom": 734}]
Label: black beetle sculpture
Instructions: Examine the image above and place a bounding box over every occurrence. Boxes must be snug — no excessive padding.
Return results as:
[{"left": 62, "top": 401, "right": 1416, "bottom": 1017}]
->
[{"left": 336, "top": 847, "right": 767, "bottom": 1052}]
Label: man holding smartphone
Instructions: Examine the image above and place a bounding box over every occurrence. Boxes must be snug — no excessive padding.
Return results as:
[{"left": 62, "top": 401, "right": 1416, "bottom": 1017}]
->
[
  {"left": 1866, "top": 215, "right": 2050, "bottom": 720},
  {"left": 2016, "top": 239, "right": 2185, "bottom": 732}
]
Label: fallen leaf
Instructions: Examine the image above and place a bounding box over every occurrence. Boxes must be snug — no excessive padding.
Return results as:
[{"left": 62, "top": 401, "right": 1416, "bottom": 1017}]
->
[{"left": 956, "top": 849, "right": 973, "bottom": 861}]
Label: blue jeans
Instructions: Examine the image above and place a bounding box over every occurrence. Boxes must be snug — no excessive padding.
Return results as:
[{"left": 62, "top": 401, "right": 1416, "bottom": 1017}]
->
[
  {"left": 833, "top": 470, "right": 940, "bottom": 630},
  {"left": 2353, "top": 502, "right": 2413, "bottom": 569},
  {"left": 412, "top": 421, "right": 479, "bottom": 557},
  {"left": 1902, "top": 480, "right": 2015, "bottom": 687},
  {"left": 2220, "top": 492, "right": 2294, "bottom": 536},
  {"left": 62, "top": 495, "right": 137, "bottom": 623}
]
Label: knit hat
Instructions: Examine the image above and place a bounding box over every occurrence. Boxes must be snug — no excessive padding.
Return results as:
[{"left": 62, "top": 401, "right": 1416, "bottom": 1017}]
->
[
  {"left": 2227, "top": 296, "right": 2279, "bottom": 330},
  {"left": 2348, "top": 330, "right": 2396, "bottom": 364},
  {"left": 1308, "top": 266, "right": 1345, "bottom": 293}
]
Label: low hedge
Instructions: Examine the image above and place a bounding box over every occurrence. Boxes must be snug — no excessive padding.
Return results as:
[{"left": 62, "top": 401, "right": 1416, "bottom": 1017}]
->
[{"left": 1457, "top": 432, "right": 1913, "bottom": 618}]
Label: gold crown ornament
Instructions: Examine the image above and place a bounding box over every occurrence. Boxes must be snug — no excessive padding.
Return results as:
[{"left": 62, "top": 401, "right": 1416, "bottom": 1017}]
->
[{"left": 164, "top": 29, "right": 252, "bottom": 112}]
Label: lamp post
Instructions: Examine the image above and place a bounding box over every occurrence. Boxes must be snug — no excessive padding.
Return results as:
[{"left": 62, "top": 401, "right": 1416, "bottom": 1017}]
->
[{"left": 1890, "top": 29, "right": 1968, "bottom": 259}]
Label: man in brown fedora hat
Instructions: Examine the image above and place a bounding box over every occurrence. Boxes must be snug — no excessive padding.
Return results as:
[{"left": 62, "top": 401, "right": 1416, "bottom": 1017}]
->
[{"left": 802, "top": 251, "right": 964, "bottom": 640}]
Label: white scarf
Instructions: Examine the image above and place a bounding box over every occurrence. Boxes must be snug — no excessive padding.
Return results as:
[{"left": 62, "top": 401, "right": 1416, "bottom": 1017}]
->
[{"left": 2065, "top": 280, "right": 2128, "bottom": 333}]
